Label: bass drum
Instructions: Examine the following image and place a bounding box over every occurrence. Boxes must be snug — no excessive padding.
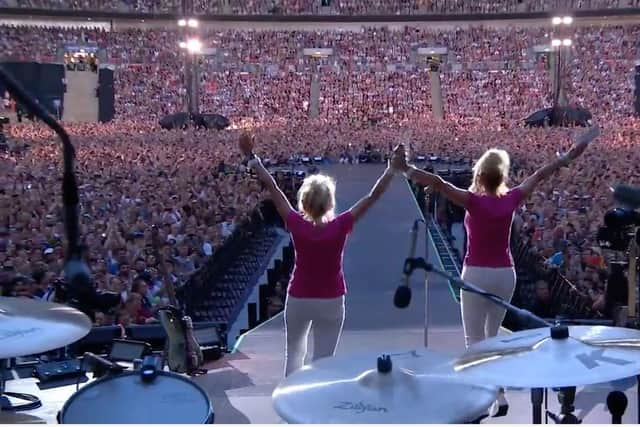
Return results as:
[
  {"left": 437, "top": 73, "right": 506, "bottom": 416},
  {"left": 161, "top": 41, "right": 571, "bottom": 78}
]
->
[{"left": 59, "top": 371, "right": 213, "bottom": 424}]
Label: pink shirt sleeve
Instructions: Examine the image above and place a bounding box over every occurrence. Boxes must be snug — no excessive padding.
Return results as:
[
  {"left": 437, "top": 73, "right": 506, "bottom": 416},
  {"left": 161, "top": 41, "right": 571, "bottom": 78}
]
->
[
  {"left": 509, "top": 188, "right": 524, "bottom": 209},
  {"left": 465, "top": 192, "right": 478, "bottom": 213},
  {"left": 338, "top": 211, "right": 355, "bottom": 234},
  {"left": 285, "top": 210, "right": 305, "bottom": 233}
]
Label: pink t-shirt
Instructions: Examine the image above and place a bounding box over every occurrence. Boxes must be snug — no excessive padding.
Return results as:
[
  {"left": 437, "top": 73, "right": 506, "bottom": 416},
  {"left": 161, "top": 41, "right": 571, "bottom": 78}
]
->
[
  {"left": 463, "top": 188, "right": 524, "bottom": 268},
  {"left": 285, "top": 210, "right": 354, "bottom": 298}
]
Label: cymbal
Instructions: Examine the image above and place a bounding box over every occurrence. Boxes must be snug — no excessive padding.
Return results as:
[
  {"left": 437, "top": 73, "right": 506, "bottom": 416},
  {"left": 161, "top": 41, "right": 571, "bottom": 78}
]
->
[
  {"left": 0, "top": 412, "right": 46, "bottom": 424},
  {"left": 273, "top": 349, "right": 498, "bottom": 424},
  {"left": 451, "top": 325, "right": 640, "bottom": 388},
  {"left": 0, "top": 297, "right": 92, "bottom": 358}
]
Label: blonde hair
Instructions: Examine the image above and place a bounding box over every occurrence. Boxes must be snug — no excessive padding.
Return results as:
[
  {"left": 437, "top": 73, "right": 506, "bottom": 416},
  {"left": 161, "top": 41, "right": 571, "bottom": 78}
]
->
[
  {"left": 470, "top": 149, "right": 510, "bottom": 196},
  {"left": 297, "top": 174, "right": 336, "bottom": 222}
]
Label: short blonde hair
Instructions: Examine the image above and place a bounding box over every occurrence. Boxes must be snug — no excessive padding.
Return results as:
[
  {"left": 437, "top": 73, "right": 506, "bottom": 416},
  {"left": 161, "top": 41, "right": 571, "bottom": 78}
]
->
[
  {"left": 297, "top": 174, "right": 336, "bottom": 221},
  {"left": 470, "top": 149, "right": 510, "bottom": 196}
]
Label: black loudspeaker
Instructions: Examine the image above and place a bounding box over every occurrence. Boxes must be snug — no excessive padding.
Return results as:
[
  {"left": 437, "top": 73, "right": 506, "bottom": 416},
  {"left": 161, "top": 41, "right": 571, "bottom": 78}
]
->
[
  {"left": 159, "top": 112, "right": 190, "bottom": 130},
  {"left": 97, "top": 68, "right": 115, "bottom": 123},
  {"left": 194, "top": 113, "right": 230, "bottom": 130},
  {"left": 0, "top": 62, "right": 65, "bottom": 117},
  {"left": 524, "top": 106, "right": 592, "bottom": 127}
]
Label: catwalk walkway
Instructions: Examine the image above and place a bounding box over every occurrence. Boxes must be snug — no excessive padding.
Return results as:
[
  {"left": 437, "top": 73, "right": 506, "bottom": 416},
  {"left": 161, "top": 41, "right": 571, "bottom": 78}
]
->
[{"left": 198, "top": 163, "right": 466, "bottom": 422}]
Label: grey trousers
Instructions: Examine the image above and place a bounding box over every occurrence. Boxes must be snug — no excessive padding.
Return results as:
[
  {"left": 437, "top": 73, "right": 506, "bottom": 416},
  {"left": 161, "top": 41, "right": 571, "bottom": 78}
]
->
[
  {"left": 283, "top": 295, "right": 345, "bottom": 377},
  {"left": 460, "top": 266, "right": 517, "bottom": 348}
]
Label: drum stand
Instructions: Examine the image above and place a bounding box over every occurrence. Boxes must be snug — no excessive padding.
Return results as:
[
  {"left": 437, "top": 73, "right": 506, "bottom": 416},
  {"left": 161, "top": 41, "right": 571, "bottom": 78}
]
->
[
  {"left": 406, "top": 260, "right": 640, "bottom": 425},
  {"left": 546, "top": 387, "right": 580, "bottom": 424},
  {"left": 0, "top": 359, "right": 42, "bottom": 412}
]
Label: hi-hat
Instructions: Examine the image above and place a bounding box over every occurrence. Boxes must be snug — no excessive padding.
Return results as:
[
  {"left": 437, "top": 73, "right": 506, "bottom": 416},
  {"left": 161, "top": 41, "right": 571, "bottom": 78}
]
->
[
  {"left": 0, "top": 412, "right": 46, "bottom": 424},
  {"left": 273, "top": 349, "right": 498, "bottom": 424},
  {"left": 0, "top": 297, "right": 92, "bottom": 358},
  {"left": 450, "top": 325, "right": 640, "bottom": 388},
  {"left": 0, "top": 411, "right": 47, "bottom": 425}
]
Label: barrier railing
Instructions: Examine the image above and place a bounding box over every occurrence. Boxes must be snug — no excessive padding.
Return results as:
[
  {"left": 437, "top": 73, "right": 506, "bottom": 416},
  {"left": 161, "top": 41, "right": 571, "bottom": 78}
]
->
[{"left": 512, "top": 238, "right": 605, "bottom": 320}]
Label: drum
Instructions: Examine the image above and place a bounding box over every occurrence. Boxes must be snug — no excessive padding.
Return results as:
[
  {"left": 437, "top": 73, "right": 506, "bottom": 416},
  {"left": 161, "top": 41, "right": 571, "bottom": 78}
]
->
[{"left": 59, "top": 371, "right": 214, "bottom": 424}]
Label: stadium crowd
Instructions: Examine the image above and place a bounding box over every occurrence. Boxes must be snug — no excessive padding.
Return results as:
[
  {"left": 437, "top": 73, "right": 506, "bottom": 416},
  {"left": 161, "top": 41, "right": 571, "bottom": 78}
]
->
[
  {"left": 1, "top": 21, "right": 639, "bottom": 324},
  {"left": 5, "top": 0, "right": 639, "bottom": 14}
]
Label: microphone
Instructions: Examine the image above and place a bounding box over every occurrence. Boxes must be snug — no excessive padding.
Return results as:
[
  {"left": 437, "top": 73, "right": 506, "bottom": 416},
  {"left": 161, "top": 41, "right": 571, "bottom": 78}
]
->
[
  {"left": 394, "top": 220, "right": 420, "bottom": 308},
  {"left": 606, "top": 390, "right": 628, "bottom": 424},
  {"left": 83, "top": 352, "right": 125, "bottom": 376},
  {"left": 612, "top": 184, "right": 640, "bottom": 210}
]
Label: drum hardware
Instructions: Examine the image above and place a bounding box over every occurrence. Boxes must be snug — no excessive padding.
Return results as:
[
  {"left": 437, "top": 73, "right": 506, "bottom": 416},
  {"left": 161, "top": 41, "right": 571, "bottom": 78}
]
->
[
  {"left": 531, "top": 388, "right": 543, "bottom": 424},
  {"left": 82, "top": 352, "right": 125, "bottom": 380},
  {"left": 140, "top": 355, "right": 162, "bottom": 383},
  {"left": 0, "top": 411, "right": 46, "bottom": 424},
  {"left": 546, "top": 387, "right": 580, "bottom": 424},
  {"left": 0, "top": 366, "right": 41, "bottom": 412},
  {"left": 607, "top": 390, "right": 628, "bottom": 424},
  {"left": 0, "top": 298, "right": 91, "bottom": 411},
  {"left": 402, "top": 259, "right": 640, "bottom": 424},
  {"left": 490, "top": 392, "right": 508, "bottom": 418}
]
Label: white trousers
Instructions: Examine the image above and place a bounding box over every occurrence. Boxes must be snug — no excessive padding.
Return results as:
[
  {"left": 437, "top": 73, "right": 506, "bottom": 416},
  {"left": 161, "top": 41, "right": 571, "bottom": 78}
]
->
[
  {"left": 460, "top": 266, "right": 516, "bottom": 348},
  {"left": 283, "top": 295, "right": 345, "bottom": 377}
]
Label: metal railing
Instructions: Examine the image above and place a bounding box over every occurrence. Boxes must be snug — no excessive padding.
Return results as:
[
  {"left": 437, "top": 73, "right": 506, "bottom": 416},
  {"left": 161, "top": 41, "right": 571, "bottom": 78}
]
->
[{"left": 512, "top": 238, "right": 605, "bottom": 320}]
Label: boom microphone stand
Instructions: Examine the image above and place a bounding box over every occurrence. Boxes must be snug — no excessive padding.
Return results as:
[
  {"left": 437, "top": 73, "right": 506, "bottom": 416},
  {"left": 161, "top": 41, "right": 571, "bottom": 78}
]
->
[
  {"left": 403, "top": 257, "right": 551, "bottom": 328},
  {"left": 0, "top": 67, "right": 89, "bottom": 411}
]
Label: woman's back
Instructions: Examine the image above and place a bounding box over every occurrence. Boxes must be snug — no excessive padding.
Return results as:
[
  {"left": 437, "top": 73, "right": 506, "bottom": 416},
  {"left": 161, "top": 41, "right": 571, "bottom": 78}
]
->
[
  {"left": 286, "top": 210, "right": 354, "bottom": 298},
  {"left": 464, "top": 188, "right": 523, "bottom": 268}
]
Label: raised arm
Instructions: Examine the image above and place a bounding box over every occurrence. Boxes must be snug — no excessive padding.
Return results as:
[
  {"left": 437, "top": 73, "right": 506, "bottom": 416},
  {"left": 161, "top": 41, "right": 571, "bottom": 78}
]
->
[
  {"left": 248, "top": 157, "right": 294, "bottom": 220},
  {"left": 239, "top": 134, "right": 294, "bottom": 221},
  {"left": 516, "top": 125, "right": 600, "bottom": 199},
  {"left": 348, "top": 163, "right": 395, "bottom": 222},
  {"left": 391, "top": 146, "right": 469, "bottom": 208}
]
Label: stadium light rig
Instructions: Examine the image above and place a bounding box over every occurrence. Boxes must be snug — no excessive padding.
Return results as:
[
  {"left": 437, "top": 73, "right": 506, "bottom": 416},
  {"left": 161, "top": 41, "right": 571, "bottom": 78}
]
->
[
  {"left": 552, "top": 16, "right": 573, "bottom": 25},
  {"left": 178, "top": 18, "right": 199, "bottom": 28},
  {"left": 551, "top": 38, "right": 572, "bottom": 48},
  {"left": 184, "top": 38, "right": 202, "bottom": 54}
]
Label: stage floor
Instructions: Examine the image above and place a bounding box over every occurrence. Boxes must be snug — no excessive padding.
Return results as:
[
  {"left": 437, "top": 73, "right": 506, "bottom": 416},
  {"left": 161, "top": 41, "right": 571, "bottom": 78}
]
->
[{"left": 4, "top": 164, "right": 638, "bottom": 424}]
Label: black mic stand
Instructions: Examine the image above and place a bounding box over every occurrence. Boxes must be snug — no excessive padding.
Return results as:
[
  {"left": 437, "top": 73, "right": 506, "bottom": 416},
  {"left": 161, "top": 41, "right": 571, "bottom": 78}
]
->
[
  {"left": 0, "top": 68, "right": 85, "bottom": 276},
  {"left": 0, "top": 68, "right": 91, "bottom": 411},
  {"left": 403, "top": 257, "right": 551, "bottom": 328},
  {"left": 403, "top": 257, "right": 555, "bottom": 424}
]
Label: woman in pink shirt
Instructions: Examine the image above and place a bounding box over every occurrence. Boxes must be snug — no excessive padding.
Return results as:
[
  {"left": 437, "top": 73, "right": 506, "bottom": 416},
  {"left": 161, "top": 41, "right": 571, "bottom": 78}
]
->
[
  {"left": 240, "top": 134, "right": 402, "bottom": 376},
  {"left": 392, "top": 125, "right": 600, "bottom": 347}
]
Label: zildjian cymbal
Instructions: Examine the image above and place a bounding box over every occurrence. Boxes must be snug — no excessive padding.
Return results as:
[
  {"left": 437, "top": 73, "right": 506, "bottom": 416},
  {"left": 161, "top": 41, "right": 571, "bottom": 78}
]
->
[
  {"left": 450, "top": 325, "right": 640, "bottom": 388},
  {"left": 0, "top": 297, "right": 91, "bottom": 358},
  {"left": 273, "top": 349, "right": 498, "bottom": 424}
]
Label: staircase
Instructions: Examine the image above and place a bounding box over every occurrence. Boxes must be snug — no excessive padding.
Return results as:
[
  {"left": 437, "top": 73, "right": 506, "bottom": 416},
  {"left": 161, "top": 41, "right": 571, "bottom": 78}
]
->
[
  {"left": 190, "top": 227, "right": 283, "bottom": 326},
  {"left": 427, "top": 218, "right": 462, "bottom": 303},
  {"left": 62, "top": 70, "right": 98, "bottom": 123}
]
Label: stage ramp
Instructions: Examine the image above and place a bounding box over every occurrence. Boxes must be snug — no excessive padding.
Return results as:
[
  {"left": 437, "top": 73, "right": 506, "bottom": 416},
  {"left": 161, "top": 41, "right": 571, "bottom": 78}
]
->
[{"left": 195, "top": 164, "right": 466, "bottom": 423}]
